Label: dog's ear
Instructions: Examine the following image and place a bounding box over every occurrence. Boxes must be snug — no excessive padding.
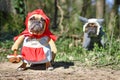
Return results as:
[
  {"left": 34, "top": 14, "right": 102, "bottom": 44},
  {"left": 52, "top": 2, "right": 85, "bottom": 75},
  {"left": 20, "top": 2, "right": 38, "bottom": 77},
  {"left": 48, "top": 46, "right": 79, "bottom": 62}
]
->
[
  {"left": 97, "top": 19, "right": 104, "bottom": 24},
  {"left": 79, "top": 16, "right": 88, "bottom": 23}
]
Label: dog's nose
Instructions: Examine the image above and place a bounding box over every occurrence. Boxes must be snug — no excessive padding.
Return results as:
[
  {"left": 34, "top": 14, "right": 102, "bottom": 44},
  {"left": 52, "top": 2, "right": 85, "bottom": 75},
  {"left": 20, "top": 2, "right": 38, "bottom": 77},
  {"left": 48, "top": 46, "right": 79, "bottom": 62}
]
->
[
  {"left": 87, "top": 29, "right": 97, "bottom": 37},
  {"left": 88, "top": 29, "right": 95, "bottom": 33}
]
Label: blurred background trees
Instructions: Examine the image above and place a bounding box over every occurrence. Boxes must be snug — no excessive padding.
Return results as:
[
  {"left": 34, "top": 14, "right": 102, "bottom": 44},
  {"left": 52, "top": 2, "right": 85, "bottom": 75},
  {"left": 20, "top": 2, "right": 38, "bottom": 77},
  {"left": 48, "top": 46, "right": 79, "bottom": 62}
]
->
[{"left": 0, "top": 0, "right": 119, "bottom": 40}]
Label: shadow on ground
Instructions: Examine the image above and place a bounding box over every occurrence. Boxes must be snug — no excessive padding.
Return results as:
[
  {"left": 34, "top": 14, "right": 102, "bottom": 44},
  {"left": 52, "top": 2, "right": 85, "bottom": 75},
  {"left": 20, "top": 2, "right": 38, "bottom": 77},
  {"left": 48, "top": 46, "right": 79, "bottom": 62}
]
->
[{"left": 27, "top": 61, "right": 74, "bottom": 70}]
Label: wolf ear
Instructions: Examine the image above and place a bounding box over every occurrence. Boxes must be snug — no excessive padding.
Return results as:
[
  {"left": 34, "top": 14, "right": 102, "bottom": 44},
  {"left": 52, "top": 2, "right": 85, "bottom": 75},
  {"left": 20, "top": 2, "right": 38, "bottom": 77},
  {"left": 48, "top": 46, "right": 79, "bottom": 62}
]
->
[
  {"left": 97, "top": 19, "right": 104, "bottom": 24},
  {"left": 79, "top": 16, "right": 88, "bottom": 23}
]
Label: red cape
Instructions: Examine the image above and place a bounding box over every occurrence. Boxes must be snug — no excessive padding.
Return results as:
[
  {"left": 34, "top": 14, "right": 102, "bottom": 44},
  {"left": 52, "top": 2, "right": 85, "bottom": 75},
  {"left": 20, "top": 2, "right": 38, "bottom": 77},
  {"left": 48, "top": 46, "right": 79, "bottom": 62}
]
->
[{"left": 14, "top": 9, "right": 57, "bottom": 41}]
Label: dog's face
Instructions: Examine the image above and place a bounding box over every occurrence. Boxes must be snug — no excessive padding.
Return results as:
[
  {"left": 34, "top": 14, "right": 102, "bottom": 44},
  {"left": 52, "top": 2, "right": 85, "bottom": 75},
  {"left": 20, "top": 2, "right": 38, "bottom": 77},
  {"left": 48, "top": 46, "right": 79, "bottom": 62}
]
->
[
  {"left": 85, "top": 23, "right": 98, "bottom": 37},
  {"left": 79, "top": 16, "right": 104, "bottom": 36},
  {"left": 28, "top": 14, "right": 46, "bottom": 35}
]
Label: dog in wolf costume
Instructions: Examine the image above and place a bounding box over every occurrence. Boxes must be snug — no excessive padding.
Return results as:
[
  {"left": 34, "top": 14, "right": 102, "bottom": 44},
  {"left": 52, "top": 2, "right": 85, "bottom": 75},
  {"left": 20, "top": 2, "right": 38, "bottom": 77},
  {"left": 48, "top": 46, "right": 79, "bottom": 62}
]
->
[
  {"left": 79, "top": 16, "right": 106, "bottom": 50},
  {"left": 11, "top": 9, "right": 57, "bottom": 71}
]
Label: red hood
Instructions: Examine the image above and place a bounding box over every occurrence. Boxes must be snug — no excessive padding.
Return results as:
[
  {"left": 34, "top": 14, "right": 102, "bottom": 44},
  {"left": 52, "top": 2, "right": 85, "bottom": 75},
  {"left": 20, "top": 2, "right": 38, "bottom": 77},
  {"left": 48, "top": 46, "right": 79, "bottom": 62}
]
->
[{"left": 14, "top": 9, "right": 57, "bottom": 41}]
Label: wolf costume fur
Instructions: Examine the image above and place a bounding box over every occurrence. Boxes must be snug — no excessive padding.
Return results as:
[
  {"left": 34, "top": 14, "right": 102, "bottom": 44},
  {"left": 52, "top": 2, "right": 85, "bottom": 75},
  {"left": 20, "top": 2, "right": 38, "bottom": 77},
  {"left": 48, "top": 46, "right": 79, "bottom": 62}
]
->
[{"left": 79, "top": 16, "right": 106, "bottom": 50}]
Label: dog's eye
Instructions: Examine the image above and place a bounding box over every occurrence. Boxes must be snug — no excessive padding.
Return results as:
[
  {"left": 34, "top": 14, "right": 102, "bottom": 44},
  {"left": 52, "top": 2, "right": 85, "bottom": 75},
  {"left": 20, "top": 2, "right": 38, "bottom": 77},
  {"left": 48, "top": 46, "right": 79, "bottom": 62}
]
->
[
  {"left": 89, "top": 23, "right": 97, "bottom": 28},
  {"left": 40, "top": 17, "right": 45, "bottom": 22},
  {"left": 30, "top": 16, "right": 35, "bottom": 21},
  {"left": 39, "top": 18, "right": 45, "bottom": 24}
]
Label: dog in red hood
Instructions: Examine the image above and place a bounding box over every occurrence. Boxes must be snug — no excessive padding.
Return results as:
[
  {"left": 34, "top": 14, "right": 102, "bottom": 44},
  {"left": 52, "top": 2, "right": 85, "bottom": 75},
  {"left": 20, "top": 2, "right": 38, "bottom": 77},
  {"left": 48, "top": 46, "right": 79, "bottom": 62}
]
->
[
  {"left": 14, "top": 9, "right": 57, "bottom": 41},
  {"left": 11, "top": 9, "right": 57, "bottom": 71}
]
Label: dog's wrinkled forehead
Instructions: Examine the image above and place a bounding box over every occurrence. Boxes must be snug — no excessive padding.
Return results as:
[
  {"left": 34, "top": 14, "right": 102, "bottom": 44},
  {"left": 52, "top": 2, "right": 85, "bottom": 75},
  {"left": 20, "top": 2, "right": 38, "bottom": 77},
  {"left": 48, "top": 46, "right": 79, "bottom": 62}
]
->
[
  {"left": 86, "top": 19, "right": 98, "bottom": 28},
  {"left": 87, "top": 23, "right": 97, "bottom": 27},
  {"left": 29, "top": 14, "right": 43, "bottom": 21}
]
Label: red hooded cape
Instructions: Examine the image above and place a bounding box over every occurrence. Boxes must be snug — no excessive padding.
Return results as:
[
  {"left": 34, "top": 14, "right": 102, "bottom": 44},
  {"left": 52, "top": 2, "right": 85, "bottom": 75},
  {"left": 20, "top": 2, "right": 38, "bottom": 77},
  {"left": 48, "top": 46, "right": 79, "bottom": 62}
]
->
[{"left": 14, "top": 9, "right": 57, "bottom": 41}]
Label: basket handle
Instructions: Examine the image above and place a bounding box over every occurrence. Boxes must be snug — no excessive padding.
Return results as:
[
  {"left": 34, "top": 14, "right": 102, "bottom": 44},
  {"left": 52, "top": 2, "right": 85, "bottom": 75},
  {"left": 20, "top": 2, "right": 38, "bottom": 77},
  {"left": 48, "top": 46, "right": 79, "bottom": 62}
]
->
[{"left": 13, "top": 49, "right": 18, "bottom": 56}]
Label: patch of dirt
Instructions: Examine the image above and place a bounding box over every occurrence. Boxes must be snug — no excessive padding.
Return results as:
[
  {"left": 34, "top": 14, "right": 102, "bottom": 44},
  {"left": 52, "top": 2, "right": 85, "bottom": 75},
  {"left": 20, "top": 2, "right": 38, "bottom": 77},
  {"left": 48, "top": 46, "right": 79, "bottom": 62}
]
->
[{"left": 0, "top": 61, "right": 120, "bottom": 80}]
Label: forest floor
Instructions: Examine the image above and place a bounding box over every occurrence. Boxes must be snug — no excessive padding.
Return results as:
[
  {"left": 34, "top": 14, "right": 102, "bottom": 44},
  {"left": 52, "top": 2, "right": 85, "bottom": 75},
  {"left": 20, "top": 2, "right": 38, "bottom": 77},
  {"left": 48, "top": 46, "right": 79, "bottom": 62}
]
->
[{"left": 0, "top": 61, "right": 120, "bottom": 80}]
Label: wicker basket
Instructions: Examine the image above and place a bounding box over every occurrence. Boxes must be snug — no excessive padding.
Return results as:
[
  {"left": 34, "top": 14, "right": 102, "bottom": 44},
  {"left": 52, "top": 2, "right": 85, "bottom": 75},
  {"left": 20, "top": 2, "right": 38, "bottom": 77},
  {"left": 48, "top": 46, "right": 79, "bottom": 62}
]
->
[{"left": 7, "top": 50, "right": 22, "bottom": 63}]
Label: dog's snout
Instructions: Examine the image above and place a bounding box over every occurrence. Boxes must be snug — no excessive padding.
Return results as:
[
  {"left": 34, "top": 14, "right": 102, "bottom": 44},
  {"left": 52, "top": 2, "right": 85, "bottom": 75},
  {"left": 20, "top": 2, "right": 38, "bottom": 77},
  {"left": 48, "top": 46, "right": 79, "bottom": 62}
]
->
[{"left": 86, "top": 27, "right": 97, "bottom": 37}]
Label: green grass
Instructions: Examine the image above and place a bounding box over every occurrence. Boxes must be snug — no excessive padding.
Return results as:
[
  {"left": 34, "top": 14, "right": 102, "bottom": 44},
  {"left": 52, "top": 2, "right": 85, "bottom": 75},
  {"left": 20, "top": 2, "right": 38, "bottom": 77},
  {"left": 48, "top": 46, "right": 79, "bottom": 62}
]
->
[
  {"left": 0, "top": 37, "right": 120, "bottom": 70},
  {"left": 55, "top": 36, "right": 120, "bottom": 69},
  {"left": 0, "top": 40, "right": 13, "bottom": 62}
]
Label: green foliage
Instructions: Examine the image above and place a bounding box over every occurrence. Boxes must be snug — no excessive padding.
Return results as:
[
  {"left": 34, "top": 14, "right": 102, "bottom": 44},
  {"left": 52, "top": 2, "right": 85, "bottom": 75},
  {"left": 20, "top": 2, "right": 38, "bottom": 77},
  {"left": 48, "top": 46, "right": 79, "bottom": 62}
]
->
[
  {"left": 0, "top": 40, "right": 13, "bottom": 62},
  {"left": 0, "top": 11, "right": 25, "bottom": 41},
  {"left": 12, "top": 0, "right": 26, "bottom": 18},
  {"left": 55, "top": 35, "right": 120, "bottom": 69}
]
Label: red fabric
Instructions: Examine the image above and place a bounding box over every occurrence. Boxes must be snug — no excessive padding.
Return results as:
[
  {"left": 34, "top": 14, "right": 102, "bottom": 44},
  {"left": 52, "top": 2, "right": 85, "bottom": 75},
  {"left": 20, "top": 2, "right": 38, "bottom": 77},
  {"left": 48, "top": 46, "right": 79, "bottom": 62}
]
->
[
  {"left": 21, "top": 46, "right": 46, "bottom": 62},
  {"left": 14, "top": 9, "right": 57, "bottom": 41}
]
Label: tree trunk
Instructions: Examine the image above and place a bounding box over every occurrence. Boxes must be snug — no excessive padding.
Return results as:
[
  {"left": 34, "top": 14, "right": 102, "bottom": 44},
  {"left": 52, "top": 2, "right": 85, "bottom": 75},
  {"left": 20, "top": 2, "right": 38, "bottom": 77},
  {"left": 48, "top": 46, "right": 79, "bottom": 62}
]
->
[
  {"left": 80, "top": 0, "right": 89, "bottom": 17},
  {"left": 96, "top": 0, "right": 105, "bottom": 18},
  {"left": 108, "top": 0, "right": 119, "bottom": 36},
  {"left": 53, "top": 0, "right": 58, "bottom": 29},
  {"left": 0, "top": 0, "right": 14, "bottom": 13}
]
